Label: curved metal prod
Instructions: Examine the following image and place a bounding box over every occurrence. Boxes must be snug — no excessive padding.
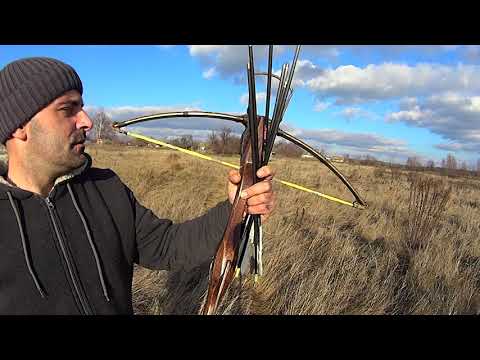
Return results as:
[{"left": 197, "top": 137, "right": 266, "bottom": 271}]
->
[
  {"left": 113, "top": 110, "right": 245, "bottom": 127},
  {"left": 277, "top": 129, "right": 367, "bottom": 208},
  {"left": 112, "top": 111, "right": 367, "bottom": 209}
]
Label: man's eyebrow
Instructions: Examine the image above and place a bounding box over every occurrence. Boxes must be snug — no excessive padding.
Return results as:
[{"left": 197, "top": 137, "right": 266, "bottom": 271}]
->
[{"left": 56, "top": 98, "right": 84, "bottom": 107}]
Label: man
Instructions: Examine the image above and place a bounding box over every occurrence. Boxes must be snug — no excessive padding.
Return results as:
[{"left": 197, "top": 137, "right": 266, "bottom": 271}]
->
[{"left": 0, "top": 57, "right": 276, "bottom": 315}]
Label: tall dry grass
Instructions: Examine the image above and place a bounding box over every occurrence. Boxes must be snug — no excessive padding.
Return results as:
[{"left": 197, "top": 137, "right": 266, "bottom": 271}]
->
[{"left": 88, "top": 144, "right": 480, "bottom": 315}]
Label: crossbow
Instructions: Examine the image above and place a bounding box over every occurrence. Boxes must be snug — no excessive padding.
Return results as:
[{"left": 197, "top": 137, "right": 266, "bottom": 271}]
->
[{"left": 113, "top": 45, "right": 367, "bottom": 315}]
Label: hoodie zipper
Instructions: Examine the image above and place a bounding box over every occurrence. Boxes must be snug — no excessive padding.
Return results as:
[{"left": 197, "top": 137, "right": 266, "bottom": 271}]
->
[{"left": 45, "top": 197, "right": 92, "bottom": 315}]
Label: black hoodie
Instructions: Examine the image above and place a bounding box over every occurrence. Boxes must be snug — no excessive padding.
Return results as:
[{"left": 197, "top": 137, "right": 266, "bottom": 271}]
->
[{"left": 0, "top": 154, "right": 231, "bottom": 314}]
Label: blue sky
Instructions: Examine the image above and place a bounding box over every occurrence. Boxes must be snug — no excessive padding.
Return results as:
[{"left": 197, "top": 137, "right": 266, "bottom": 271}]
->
[{"left": 1, "top": 45, "right": 480, "bottom": 168}]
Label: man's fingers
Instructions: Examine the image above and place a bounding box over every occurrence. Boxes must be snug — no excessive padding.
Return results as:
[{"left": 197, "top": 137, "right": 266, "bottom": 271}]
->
[
  {"left": 231, "top": 166, "right": 274, "bottom": 193},
  {"left": 247, "top": 203, "right": 273, "bottom": 215},
  {"left": 241, "top": 166, "right": 276, "bottom": 221},
  {"left": 246, "top": 193, "right": 274, "bottom": 206},
  {"left": 228, "top": 169, "right": 242, "bottom": 184},
  {"left": 256, "top": 165, "right": 275, "bottom": 180},
  {"left": 240, "top": 180, "right": 273, "bottom": 199}
]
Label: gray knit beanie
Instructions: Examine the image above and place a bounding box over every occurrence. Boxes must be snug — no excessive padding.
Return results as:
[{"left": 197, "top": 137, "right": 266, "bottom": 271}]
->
[{"left": 0, "top": 57, "right": 83, "bottom": 144}]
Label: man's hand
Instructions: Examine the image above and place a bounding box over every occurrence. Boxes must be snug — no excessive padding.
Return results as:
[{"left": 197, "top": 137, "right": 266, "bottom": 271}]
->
[{"left": 227, "top": 166, "right": 276, "bottom": 222}]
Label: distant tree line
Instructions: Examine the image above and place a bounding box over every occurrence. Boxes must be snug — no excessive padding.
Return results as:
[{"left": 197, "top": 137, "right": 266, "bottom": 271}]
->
[
  {"left": 207, "top": 127, "right": 241, "bottom": 154},
  {"left": 87, "top": 109, "right": 480, "bottom": 179},
  {"left": 347, "top": 152, "right": 480, "bottom": 179},
  {"left": 405, "top": 153, "right": 477, "bottom": 177},
  {"left": 205, "top": 128, "right": 304, "bottom": 157}
]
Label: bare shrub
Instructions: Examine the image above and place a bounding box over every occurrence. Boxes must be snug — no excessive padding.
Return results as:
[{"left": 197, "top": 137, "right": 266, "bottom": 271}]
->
[
  {"left": 389, "top": 165, "right": 401, "bottom": 183},
  {"left": 349, "top": 168, "right": 361, "bottom": 182},
  {"left": 404, "top": 175, "right": 451, "bottom": 252},
  {"left": 165, "top": 153, "right": 183, "bottom": 172},
  {"left": 373, "top": 167, "right": 385, "bottom": 180},
  {"left": 167, "top": 153, "right": 180, "bottom": 162}
]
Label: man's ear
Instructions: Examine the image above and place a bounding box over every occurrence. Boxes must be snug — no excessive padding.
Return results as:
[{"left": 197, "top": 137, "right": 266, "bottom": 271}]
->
[{"left": 10, "top": 125, "right": 28, "bottom": 141}]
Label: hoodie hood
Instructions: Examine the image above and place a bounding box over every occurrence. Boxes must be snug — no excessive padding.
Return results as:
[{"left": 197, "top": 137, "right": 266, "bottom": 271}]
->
[{"left": 0, "top": 153, "right": 92, "bottom": 200}]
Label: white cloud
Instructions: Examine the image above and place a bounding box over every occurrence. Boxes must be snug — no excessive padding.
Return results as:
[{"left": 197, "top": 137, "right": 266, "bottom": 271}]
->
[
  {"left": 306, "top": 63, "right": 480, "bottom": 104},
  {"left": 126, "top": 127, "right": 233, "bottom": 142},
  {"left": 280, "top": 124, "right": 418, "bottom": 162},
  {"left": 85, "top": 104, "right": 203, "bottom": 122},
  {"left": 189, "top": 45, "right": 251, "bottom": 78},
  {"left": 435, "top": 143, "right": 468, "bottom": 151},
  {"left": 295, "top": 127, "right": 406, "bottom": 149},
  {"left": 341, "top": 107, "right": 362, "bottom": 119},
  {"left": 336, "top": 107, "right": 378, "bottom": 121},
  {"left": 386, "top": 94, "right": 480, "bottom": 153},
  {"left": 88, "top": 102, "right": 423, "bottom": 163},
  {"left": 130, "top": 127, "right": 212, "bottom": 138},
  {"left": 128, "top": 124, "right": 418, "bottom": 162},
  {"left": 202, "top": 67, "right": 217, "bottom": 79},
  {"left": 240, "top": 92, "right": 266, "bottom": 106},
  {"left": 435, "top": 142, "right": 480, "bottom": 153},
  {"left": 293, "top": 60, "right": 324, "bottom": 86},
  {"left": 385, "top": 106, "right": 430, "bottom": 123},
  {"left": 188, "top": 45, "right": 292, "bottom": 81},
  {"left": 313, "top": 101, "right": 330, "bottom": 112},
  {"left": 85, "top": 105, "right": 247, "bottom": 137},
  {"left": 301, "top": 45, "right": 341, "bottom": 59},
  {"left": 440, "top": 45, "right": 461, "bottom": 51},
  {"left": 462, "top": 45, "right": 480, "bottom": 62},
  {"left": 188, "top": 45, "right": 227, "bottom": 57},
  {"left": 187, "top": 45, "right": 471, "bottom": 90},
  {"left": 335, "top": 45, "right": 463, "bottom": 61}
]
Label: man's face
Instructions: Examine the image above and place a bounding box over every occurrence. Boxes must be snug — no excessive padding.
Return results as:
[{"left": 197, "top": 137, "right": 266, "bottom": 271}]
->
[{"left": 26, "top": 90, "right": 93, "bottom": 174}]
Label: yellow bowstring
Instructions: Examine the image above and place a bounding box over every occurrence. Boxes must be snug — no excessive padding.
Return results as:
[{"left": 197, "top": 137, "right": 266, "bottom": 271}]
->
[{"left": 121, "top": 131, "right": 360, "bottom": 208}]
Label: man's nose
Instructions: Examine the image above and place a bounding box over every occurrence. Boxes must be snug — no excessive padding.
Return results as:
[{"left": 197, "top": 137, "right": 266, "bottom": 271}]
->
[{"left": 77, "top": 110, "right": 93, "bottom": 131}]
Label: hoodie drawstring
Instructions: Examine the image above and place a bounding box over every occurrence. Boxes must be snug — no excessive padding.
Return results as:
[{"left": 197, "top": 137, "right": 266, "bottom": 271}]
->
[
  {"left": 67, "top": 183, "right": 110, "bottom": 302},
  {"left": 6, "top": 191, "right": 47, "bottom": 298}
]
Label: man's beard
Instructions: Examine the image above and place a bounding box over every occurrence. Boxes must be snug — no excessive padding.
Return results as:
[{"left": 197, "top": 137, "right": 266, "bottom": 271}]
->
[
  {"left": 31, "top": 130, "right": 87, "bottom": 176},
  {"left": 64, "top": 131, "right": 87, "bottom": 169}
]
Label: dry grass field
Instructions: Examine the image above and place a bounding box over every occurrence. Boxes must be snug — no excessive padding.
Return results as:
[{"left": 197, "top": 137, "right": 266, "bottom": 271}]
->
[
  {"left": 18, "top": 143, "right": 480, "bottom": 314},
  {"left": 88, "top": 143, "right": 480, "bottom": 315}
]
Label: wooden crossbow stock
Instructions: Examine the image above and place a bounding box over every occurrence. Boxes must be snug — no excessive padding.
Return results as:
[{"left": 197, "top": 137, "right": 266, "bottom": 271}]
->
[{"left": 112, "top": 45, "right": 367, "bottom": 315}]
